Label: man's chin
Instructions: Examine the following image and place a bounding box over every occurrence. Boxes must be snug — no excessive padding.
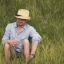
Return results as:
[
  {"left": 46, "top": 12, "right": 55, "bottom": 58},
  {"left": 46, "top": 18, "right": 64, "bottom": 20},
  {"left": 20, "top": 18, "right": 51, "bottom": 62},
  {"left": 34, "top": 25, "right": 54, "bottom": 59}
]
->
[
  {"left": 17, "top": 23, "right": 23, "bottom": 26},
  {"left": 18, "top": 24, "right": 22, "bottom": 26}
]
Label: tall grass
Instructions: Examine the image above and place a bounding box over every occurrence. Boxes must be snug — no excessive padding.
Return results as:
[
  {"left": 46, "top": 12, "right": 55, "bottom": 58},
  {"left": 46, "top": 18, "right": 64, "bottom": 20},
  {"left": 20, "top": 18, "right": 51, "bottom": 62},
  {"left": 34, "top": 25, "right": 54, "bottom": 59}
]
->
[{"left": 0, "top": 0, "right": 64, "bottom": 64}]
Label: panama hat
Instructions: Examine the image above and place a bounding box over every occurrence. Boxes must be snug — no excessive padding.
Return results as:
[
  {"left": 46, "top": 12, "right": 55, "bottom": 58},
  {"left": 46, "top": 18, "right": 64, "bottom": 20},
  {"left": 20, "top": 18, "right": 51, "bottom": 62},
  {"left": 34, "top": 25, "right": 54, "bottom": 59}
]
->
[{"left": 15, "top": 9, "right": 30, "bottom": 20}]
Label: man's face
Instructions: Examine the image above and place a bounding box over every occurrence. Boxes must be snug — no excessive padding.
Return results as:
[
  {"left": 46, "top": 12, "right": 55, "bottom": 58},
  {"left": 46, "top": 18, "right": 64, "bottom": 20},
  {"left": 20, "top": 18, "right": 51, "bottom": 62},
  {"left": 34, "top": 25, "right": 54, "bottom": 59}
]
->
[{"left": 16, "top": 18, "right": 27, "bottom": 26}]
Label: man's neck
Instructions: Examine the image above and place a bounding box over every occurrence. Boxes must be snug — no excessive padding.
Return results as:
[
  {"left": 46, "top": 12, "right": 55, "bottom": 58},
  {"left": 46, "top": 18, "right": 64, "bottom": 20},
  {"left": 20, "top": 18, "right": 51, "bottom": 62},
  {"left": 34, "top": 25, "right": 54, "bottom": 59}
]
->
[
  {"left": 17, "top": 24, "right": 25, "bottom": 32},
  {"left": 17, "top": 25, "right": 23, "bottom": 28}
]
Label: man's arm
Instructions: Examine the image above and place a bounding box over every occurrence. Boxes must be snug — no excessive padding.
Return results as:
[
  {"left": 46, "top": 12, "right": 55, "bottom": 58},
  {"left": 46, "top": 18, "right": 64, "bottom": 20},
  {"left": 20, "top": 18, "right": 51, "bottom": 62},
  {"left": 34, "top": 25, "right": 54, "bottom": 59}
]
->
[
  {"left": 29, "top": 27, "right": 42, "bottom": 59},
  {"left": 2, "top": 24, "right": 11, "bottom": 44},
  {"left": 2, "top": 24, "right": 18, "bottom": 46},
  {"left": 3, "top": 39, "right": 18, "bottom": 46},
  {"left": 31, "top": 41, "right": 38, "bottom": 54}
]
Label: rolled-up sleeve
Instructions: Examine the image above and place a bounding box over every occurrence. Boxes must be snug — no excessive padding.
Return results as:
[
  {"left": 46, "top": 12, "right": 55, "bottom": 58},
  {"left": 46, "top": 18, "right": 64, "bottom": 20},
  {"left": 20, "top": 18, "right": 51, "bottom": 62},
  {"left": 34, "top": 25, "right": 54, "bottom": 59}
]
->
[
  {"left": 29, "top": 27, "right": 42, "bottom": 43},
  {"left": 2, "top": 24, "right": 11, "bottom": 44}
]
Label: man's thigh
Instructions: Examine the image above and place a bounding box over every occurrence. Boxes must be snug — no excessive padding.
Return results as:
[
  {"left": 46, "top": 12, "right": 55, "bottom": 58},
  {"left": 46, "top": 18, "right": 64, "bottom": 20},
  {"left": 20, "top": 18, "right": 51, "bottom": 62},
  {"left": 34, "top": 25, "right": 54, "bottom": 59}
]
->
[{"left": 10, "top": 46, "right": 16, "bottom": 56}]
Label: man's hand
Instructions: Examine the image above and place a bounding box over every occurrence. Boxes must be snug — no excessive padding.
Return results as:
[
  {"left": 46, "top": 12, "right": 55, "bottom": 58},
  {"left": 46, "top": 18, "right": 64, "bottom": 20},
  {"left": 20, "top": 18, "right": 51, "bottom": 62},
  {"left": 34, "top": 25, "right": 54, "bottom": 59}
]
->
[
  {"left": 8, "top": 38, "right": 18, "bottom": 46},
  {"left": 29, "top": 54, "right": 35, "bottom": 60}
]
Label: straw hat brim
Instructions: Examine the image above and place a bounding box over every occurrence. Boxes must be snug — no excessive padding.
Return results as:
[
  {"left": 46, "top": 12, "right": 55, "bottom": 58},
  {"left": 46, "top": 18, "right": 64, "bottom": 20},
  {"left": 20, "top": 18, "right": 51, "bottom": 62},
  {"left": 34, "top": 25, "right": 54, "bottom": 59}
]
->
[{"left": 15, "top": 16, "right": 30, "bottom": 20}]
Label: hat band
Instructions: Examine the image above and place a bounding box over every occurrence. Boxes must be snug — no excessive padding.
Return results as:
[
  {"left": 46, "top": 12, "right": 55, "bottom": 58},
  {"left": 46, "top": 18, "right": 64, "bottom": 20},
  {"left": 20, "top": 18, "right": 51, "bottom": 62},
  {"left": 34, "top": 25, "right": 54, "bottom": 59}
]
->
[{"left": 16, "top": 14, "right": 22, "bottom": 16}]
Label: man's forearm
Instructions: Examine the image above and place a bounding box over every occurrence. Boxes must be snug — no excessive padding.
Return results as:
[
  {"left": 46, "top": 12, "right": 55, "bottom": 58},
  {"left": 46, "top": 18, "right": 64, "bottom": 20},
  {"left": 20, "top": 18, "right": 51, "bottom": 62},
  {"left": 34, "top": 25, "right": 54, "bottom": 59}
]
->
[
  {"left": 31, "top": 41, "right": 39, "bottom": 54},
  {"left": 3, "top": 40, "right": 10, "bottom": 45}
]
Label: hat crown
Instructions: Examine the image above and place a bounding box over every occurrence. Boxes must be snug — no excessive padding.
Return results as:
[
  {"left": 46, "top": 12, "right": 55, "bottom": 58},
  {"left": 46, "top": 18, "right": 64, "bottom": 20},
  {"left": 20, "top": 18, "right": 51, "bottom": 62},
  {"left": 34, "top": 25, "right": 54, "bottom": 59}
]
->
[
  {"left": 17, "top": 9, "right": 29, "bottom": 17},
  {"left": 15, "top": 9, "right": 30, "bottom": 20}
]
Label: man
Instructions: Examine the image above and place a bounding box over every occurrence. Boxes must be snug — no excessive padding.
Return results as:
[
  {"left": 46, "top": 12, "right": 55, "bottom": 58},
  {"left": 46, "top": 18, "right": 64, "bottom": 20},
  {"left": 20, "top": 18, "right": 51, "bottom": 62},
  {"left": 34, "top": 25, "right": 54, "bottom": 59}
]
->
[{"left": 2, "top": 9, "right": 42, "bottom": 64}]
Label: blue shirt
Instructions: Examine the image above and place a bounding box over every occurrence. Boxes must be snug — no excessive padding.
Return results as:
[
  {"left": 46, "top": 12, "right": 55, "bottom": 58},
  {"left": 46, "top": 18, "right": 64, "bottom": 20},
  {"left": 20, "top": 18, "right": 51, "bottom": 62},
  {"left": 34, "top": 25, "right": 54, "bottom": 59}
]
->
[{"left": 2, "top": 22, "right": 42, "bottom": 52}]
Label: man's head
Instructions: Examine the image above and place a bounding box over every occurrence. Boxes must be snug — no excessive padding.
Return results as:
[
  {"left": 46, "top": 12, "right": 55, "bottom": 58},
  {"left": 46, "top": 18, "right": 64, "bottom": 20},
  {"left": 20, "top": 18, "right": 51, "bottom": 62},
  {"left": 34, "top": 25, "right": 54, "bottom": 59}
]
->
[{"left": 15, "top": 9, "right": 30, "bottom": 26}]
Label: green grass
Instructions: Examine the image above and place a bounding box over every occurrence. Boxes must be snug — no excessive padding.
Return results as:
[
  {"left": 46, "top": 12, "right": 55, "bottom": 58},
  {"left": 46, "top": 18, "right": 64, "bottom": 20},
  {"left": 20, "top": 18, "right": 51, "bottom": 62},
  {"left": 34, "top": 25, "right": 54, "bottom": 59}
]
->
[
  {"left": 0, "top": 0, "right": 64, "bottom": 64},
  {"left": 0, "top": 42, "right": 64, "bottom": 64}
]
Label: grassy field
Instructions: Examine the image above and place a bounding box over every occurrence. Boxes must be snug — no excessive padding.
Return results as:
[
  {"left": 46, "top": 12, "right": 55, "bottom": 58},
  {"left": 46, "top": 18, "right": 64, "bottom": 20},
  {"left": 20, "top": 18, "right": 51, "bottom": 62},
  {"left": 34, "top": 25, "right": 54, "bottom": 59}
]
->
[{"left": 0, "top": 0, "right": 64, "bottom": 64}]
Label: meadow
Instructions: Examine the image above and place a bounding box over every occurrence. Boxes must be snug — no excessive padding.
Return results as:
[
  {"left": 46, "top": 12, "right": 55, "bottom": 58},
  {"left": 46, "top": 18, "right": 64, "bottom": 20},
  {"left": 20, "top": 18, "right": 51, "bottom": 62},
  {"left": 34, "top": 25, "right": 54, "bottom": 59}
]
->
[{"left": 0, "top": 0, "right": 64, "bottom": 64}]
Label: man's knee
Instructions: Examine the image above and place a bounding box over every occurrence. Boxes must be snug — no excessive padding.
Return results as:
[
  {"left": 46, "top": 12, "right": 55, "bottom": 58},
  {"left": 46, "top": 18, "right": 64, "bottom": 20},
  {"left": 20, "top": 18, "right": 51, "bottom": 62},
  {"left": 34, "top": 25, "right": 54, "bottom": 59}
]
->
[
  {"left": 4, "top": 43, "right": 10, "bottom": 50},
  {"left": 22, "top": 39, "right": 29, "bottom": 45}
]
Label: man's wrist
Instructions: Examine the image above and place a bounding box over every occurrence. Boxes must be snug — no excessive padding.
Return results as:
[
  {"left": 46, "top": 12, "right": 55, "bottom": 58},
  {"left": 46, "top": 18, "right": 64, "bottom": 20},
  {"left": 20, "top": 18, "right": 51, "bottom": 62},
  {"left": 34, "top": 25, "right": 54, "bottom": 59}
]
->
[
  {"left": 4, "top": 40, "right": 10, "bottom": 44},
  {"left": 30, "top": 53, "right": 35, "bottom": 57}
]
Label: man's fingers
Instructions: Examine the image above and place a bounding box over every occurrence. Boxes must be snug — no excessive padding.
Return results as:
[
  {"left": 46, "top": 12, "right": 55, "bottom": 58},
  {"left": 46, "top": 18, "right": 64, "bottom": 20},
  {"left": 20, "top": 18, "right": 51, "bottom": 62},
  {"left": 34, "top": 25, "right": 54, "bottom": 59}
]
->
[
  {"left": 13, "top": 43, "right": 18, "bottom": 46},
  {"left": 13, "top": 39, "right": 18, "bottom": 44}
]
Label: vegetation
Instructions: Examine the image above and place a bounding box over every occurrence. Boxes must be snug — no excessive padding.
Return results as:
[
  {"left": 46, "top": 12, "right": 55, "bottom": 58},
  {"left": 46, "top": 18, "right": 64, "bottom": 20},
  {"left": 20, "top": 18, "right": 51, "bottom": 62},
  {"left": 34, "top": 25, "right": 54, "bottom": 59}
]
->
[{"left": 0, "top": 0, "right": 64, "bottom": 64}]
